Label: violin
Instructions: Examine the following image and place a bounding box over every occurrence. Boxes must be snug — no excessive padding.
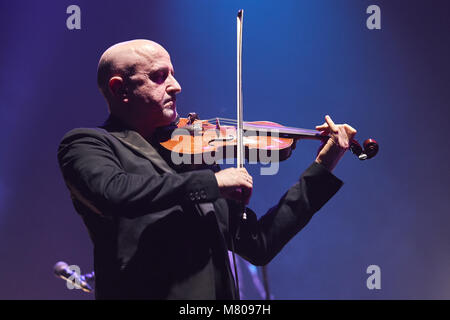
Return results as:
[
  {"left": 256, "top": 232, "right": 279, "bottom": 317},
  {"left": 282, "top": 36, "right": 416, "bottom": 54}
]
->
[{"left": 160, "top": 112, "right": 379, "bottom": 164}]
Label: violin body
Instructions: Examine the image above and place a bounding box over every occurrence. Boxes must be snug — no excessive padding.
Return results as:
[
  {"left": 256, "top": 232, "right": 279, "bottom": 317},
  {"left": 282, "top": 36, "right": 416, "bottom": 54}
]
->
[{"left": 160, "top": 118, "right": 298, "bottom": 163}]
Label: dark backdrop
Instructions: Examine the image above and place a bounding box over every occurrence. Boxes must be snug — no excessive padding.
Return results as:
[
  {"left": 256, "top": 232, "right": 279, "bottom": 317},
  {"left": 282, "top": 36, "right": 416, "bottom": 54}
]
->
[{"left": 0, "top": 0, "right": 449, "bottom": 299}]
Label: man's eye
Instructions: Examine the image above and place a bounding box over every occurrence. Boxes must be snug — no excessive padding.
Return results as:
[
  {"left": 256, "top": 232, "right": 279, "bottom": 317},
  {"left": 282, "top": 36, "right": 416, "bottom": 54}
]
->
[{"left": 150, "top": 71, "right": 168, "bottom": 84}]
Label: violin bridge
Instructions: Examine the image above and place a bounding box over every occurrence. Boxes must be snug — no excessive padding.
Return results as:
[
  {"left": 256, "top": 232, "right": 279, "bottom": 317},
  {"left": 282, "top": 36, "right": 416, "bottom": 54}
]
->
[
  {"left": 215, "top": 117, "right": 221, "bottom": 138},
  {"left": 187, "top": 112, "right": 199, "bottom": 125}
]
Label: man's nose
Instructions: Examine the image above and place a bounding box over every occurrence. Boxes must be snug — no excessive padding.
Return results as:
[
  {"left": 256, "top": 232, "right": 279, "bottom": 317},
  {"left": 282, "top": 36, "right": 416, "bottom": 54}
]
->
[{"left": 167, "top": 74, "right": 181, "bottom": 94}]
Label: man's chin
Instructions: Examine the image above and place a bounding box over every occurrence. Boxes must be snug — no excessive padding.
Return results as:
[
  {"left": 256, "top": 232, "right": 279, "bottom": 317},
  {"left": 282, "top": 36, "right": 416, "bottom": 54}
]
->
[{"left": 161, "top": 108, "right": 177, "bottom": 126}]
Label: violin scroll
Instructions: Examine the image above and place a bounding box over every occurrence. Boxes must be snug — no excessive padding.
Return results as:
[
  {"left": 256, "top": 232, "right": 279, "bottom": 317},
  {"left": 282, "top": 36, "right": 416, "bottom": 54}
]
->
[{"left": 350, "top": 138, "right": 379, "bottom": 161}]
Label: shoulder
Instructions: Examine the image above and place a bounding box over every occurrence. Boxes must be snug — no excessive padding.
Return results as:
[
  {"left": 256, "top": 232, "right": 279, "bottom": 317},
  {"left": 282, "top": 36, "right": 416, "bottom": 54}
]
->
[
  {"left": 57, "top": 127, "right": 117, "bottom": 155},
  {"left": 60, "top": 127, "right": 108, "bottom": 141},
  {"left": 59, "top": 127, "right": 112, "bottom": 146}
]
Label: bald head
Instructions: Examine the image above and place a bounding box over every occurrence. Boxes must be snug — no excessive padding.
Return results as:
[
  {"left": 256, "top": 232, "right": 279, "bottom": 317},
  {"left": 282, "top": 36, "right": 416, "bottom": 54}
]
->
[
  {"left": 96, "top": 39, "right": 181, "bottom": 137},
  {"left": 97, "top": 39, "right": 169, "bottom": 101}
]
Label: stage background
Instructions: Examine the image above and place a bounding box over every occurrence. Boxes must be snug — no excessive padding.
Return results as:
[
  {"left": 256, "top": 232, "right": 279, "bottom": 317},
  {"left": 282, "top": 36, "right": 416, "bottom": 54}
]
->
[{"left": 0, "top": 0, "right": 449, "bottom": 299}]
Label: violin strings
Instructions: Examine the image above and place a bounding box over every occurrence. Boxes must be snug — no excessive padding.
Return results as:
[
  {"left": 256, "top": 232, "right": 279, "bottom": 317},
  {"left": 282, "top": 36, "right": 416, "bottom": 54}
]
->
[
  {"left": 196, "top": 118, "right": 319, "bottom": 134},
  {"left": 190, "top": 118, "right": 321, "bottom": 137}
]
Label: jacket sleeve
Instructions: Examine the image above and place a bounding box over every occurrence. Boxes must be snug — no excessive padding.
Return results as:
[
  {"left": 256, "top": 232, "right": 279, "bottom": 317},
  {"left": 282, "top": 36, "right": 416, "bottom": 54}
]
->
[
  {"left": 57, "top": 129, "right": 220, "bottom": 217},
  {"left": 228, "top": 161, "right": 343, "bottom": 266}
]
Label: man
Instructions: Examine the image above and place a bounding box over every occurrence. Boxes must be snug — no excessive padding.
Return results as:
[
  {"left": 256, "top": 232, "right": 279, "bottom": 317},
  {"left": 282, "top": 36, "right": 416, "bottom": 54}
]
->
[{"left": 58, "top": 39, "right": 356, "bottom": 299}]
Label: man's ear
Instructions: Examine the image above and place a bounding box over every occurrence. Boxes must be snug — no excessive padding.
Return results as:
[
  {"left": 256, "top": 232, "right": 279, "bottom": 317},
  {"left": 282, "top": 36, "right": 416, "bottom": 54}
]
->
[{"left": 108, "top": 76, "right": 128, "bottom": 103}]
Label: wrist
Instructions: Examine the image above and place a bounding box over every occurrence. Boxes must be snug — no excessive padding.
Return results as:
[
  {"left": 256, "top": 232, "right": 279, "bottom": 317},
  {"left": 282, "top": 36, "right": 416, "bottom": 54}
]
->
[
  {"left": 315, "top": 157, "right": 334, "bottom": 172},
  {"left": 315, "top": 142, "right": 345, "bottom": 172},
  {"left": 214, "top": 172, "right": 223, "bottom": 189}
]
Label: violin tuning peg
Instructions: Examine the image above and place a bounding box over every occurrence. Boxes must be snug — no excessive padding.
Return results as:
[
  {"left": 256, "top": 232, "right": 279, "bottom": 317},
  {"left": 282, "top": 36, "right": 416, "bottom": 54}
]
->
[
  {"left": 350, "top": 138, "right": 379, "bottom": 161},
  {"left": 363, "top": 139, "right": 379, "bottom": 159},
  {"left": 350, "top": 139, "right": 363, "bottom": 158},
  {"left": 358, "top": 153, "right": 368, "bottom": 161}
]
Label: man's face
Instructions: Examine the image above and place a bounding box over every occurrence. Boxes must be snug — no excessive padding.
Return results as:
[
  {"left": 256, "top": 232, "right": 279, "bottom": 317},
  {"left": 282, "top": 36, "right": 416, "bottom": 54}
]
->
[{"left": 126, "top": 46, "right": 181, "bottom": 128}]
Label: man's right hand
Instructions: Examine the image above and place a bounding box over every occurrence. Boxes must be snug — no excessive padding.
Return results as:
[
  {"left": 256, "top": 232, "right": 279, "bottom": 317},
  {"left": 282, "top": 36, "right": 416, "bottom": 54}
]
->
[{"left": 214, "top": 168, "right": 253, "bottom": 205}]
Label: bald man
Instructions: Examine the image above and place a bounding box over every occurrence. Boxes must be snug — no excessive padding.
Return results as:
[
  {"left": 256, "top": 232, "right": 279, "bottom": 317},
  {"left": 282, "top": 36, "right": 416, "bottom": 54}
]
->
[{"left": 58, "top": 39, "right": 353, "bottom": 299}]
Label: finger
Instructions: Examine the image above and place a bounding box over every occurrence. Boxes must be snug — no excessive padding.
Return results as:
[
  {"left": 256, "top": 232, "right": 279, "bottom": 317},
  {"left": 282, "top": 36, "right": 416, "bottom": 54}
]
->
[
  {"left": 343, "top": 124, "right": 357, "bottom": 136},
  {"left": 315, "top": 130, "right": 330, "bottom": 137},
  {"left": 325, "top": 115, "right": 339, "bottom": 134},
  {"left": 239, "top": 168, "right": 249, "bottom": 174},
  {"left": 315, "top": 125, "right": 330, "bottom": 137},
  {"left": 236, "top": 172, "right": 252, "bottom": 186},
  {"left": 240, "top": 170, "right": 253, "bottom": 183},
  {"left": 240, "top": 179, "right": 252, "bottom": 190},
  {"left": 342, "top": 124, "right": 357, "bottom": 141},
  {"left": 315, "top": 123, "right": 329, "bottom": 130}
]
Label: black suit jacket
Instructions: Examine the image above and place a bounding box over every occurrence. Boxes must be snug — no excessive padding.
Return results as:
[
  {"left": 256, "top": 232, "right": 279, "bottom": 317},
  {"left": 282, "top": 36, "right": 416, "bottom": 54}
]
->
[{"left": 57, "top": 116, "right": 343, "bottom": 299}]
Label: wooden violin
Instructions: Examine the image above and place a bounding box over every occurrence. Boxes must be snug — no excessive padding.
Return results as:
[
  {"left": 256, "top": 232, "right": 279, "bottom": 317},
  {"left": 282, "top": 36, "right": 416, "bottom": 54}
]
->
[{"left": 160, "top": 113, "right": 379, "bottom": 163}]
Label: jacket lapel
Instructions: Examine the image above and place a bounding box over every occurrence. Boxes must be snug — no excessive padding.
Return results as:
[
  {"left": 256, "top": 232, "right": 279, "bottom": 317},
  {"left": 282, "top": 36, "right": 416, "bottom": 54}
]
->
[{"left": 109, "top": 130, "right": 176, "bottom": 174}]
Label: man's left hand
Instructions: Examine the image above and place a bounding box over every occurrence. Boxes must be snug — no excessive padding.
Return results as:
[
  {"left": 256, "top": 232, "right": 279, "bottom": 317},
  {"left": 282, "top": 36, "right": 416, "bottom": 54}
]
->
[{"left": 314, "top": 115, "right": 357, "bottom": 172}]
